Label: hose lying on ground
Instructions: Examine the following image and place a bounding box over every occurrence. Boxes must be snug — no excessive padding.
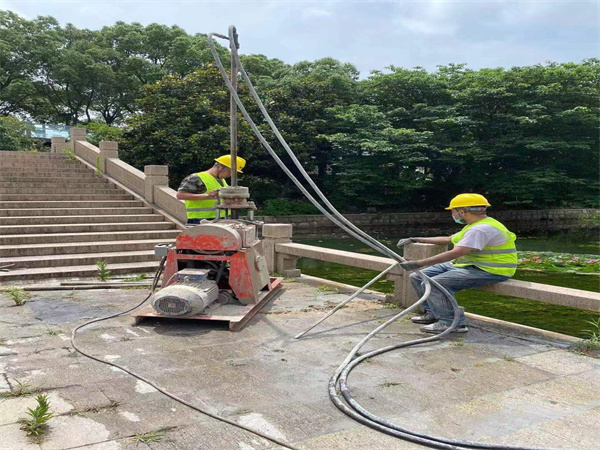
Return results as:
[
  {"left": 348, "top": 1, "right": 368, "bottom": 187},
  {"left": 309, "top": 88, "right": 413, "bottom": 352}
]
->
[{"left": 71, "top": 257, "right": 298, "bottom": 450}]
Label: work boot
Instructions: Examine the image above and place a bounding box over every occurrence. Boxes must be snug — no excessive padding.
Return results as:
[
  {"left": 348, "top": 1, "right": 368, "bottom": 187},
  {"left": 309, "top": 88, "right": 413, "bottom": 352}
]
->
[
  {"left": 420, "top": 322, "right": 468, "bottom": 334},
  {"left": 411, "top": 313, "right": 438, "bottom": 324}
]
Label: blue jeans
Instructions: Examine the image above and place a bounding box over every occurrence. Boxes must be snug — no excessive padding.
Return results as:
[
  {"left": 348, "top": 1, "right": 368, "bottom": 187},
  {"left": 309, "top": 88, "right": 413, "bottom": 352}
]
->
[{"left": 409, "top": 263, "right": 509, "bottom": 326}]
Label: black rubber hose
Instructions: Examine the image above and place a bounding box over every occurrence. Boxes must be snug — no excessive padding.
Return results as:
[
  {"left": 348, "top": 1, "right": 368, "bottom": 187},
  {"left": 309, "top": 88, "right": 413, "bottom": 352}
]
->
[{"left": 70, "top": 258, "right": 297, "bottom": 450}]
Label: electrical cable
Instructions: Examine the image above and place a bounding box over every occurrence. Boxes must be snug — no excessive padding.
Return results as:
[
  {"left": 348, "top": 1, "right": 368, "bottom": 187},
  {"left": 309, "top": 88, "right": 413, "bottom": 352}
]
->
[
  {"left": 207, "top": 29, "right": 552, "bottom": 450},
  {"left": 70, "top": 257, "right": 298, "bottom": 450}
]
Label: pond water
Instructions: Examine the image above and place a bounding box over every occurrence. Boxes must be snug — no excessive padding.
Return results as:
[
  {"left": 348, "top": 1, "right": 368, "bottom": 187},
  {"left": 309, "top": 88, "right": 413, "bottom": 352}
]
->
[{"left": 296, "top": 229, "right": 600, "bottom": 338}]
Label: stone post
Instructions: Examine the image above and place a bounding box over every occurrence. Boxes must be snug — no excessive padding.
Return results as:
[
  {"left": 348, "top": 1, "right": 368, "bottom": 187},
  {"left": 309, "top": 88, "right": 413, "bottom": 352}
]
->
[
  {"left": 385, "top": 243, "right": 447, "bottom": 308},
  {"left": 50, "top": 137, "right": 65, "bottom": 153},
  {"left": 69, "top": 127, "right": 87, "bottom": 153},
  {"left": 144, "top": 165, "right": 169, "bottom": 204},
  {"left": 262, "top": 224, "right": 298, "bottom": 276},
  {"left": 99, "top": 141, "right": 119, "bottom": 173}
]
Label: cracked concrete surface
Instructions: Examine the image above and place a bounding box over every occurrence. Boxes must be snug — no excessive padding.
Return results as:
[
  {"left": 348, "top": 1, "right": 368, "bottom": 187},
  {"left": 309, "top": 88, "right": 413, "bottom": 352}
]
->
[{"left": 0, "top": 279, "right": 599, "bottom": 449}]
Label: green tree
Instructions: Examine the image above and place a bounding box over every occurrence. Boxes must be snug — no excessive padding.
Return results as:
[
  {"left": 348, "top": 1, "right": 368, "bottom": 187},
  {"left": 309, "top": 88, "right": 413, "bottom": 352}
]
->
[{"left": 0, "top": 116, "right": 34, "bottom": 151}]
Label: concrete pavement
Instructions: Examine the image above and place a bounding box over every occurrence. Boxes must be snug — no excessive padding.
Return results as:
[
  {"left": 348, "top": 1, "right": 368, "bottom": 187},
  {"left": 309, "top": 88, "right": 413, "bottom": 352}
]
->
[{"left": 1, "top": 278, "right": 598, "bottom": 449}]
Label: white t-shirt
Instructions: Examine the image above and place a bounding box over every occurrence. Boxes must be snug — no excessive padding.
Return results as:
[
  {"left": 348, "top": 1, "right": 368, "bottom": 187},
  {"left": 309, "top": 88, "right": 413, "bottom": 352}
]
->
[{"left": 452, "top": 224, "right": 508, "bottom": 251}]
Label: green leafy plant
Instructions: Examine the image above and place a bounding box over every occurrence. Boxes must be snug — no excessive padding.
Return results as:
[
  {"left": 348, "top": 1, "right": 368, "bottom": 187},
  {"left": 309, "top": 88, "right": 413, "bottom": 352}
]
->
[
  {"left": 61, "top": 147, "right": 77, "bottom": 161},
  {"left": 6, "top": 287, "right": 29, "bottom": 306},
  {"left": 582, "top": 316, "right": 600, "bottom": 342},
  {"left": 19, "top": 394, "right": 54, "bottom": 441},
  {"left": 131, "top": 431, "right": 163, "bottom": 444},
  {"left": 95, "top": 156, "right": 102, "bottom": 177},
  {"left": 96, "top": 261, "right": 111, "bottom": 281}
]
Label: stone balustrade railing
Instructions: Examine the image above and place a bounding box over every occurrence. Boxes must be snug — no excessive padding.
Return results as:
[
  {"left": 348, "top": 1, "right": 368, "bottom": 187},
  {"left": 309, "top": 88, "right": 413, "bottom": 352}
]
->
[
  {"left": 51, "top": 129, "right": 187, "bottom": 226},
  {"left": 50, "top": 130, "right": 599, "bottom": 313},
  {"left": 266, "top": 224, "right": 600, "bottom": 312}
]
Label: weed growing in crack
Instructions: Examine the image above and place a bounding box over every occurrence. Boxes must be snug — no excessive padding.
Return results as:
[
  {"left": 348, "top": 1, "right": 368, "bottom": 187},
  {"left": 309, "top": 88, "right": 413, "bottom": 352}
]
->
[
  {"left": 96, "top": 261, "right": 111, "bottom": 282},
  {"left": 131, "top": 431, "right": 163, "bottom": 444},
  {"left": 19, "top": 394, "right": 54, "bottom": 442},
  {"left": 0, "top": 380, "right": 38, "bottom": 398}
]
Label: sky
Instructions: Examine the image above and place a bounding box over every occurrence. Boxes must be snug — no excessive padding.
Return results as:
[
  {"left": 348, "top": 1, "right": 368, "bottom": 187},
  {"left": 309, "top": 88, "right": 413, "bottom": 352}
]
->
[{"left": 1, "top": 0, "right": 598, "bottom": 76}]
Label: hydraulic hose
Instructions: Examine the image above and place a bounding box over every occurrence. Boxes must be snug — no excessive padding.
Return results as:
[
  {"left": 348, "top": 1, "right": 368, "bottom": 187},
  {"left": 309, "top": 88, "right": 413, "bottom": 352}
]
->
[
  {"left": 206, "top": 32, "right": 460, "bottom": 323},
  {"left": 70, "top": 258, "right": 297, "bottom": 450},
  {"left": 206, "top": 28, "right": 552, "bottom": 450}
]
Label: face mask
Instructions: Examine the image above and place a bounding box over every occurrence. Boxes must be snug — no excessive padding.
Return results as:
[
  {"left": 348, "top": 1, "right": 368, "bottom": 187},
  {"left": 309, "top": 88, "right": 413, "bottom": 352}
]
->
[{"left": 452, "top": 211, "right": 466, "bottom": 224}]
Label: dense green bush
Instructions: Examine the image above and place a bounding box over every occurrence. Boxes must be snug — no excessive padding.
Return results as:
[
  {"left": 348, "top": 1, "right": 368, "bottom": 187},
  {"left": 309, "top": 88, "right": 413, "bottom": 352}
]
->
[{"left": 86, "top": 122, "right": 124, "bottom": 146}]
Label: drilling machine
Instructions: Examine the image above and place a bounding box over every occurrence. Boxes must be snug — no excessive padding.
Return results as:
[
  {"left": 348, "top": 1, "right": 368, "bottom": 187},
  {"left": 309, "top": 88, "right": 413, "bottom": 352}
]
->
[{"left": 134, "top": 29, "right": 282, "bottom": 331}]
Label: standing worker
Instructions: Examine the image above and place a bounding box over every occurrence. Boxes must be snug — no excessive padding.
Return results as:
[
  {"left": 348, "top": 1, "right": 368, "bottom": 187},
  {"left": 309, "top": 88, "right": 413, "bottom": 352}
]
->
[
  {"left": 397, "top": 194, "right": 517, "bottom": 334},
  {"left": 176, "top": 155, "right": 246, "bottom": 225}
]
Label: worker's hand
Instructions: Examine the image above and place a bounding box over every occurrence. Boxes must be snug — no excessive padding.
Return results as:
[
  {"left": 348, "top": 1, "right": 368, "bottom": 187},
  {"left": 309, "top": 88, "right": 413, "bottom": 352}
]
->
[
  {"left": 399, "top": 260, "right": 422, "bottom": 271},
  {"left": 207, "top": 189, "right": 220, "bottom": 199},
  {"left": 396, "top": 238, "right": 414, "bottom": 248}
]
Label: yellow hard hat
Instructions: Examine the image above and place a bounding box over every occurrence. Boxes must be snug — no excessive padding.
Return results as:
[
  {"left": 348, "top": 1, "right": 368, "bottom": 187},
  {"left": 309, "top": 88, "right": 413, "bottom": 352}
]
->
[
  {"left": 445, "top": 193, "right": 491, "bottom": 210},
  {"left": 214, "top": 155, "right": 246, "bottom": 173}
]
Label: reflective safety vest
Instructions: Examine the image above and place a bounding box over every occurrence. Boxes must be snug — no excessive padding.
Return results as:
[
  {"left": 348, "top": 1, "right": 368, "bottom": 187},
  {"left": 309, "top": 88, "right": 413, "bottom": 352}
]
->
[
  {"left": 451, "top": 217, "right": 518, "bottom": 277},
  {"left": 184, "top": 172, "right": 227, "bottom": 219}
]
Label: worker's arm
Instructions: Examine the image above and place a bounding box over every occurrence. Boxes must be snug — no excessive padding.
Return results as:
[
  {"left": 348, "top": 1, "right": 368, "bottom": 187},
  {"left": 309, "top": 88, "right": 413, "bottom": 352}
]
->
[
  {"left": 411, "top": 237, "right": 453, "bottom": 245},
  {"left": 176, "top": 189, "right": 219, "bottom": 201},
  {"left": 399, "top": 246, "right": 474, "bottom": 271}
]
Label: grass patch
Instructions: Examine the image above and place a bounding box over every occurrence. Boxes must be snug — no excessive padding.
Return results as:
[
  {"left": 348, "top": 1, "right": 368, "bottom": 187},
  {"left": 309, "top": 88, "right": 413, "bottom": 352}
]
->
[
  {"left": 123, "top": 274, "right": 147, "bottom": 282},
  {"left": 316, "top": 285, "right": 340, "bottom": 294},
  {"left": 381, "top": 381, "right": 404, "bottom": 388},
  {"left": 1, "top": 380, "right": 38, "bottom": 398},
  {"left": 19, "top": 394, "right": 54, "bottom": 442},
  {"left": 61, "top": 147, "right": 77, "bottom": 162},
  {"left": 131, "top": 431, "right": 163, "bottom": 444}
]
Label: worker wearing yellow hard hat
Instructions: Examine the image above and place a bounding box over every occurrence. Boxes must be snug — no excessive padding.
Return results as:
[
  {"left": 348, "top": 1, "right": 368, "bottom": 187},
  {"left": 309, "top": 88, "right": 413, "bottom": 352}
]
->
[
  {"left": 396, "top": 193, "right": 517, "bottom": 334},
  {"left": 176, "top": 155, "right": 247, "bottom": 224}
]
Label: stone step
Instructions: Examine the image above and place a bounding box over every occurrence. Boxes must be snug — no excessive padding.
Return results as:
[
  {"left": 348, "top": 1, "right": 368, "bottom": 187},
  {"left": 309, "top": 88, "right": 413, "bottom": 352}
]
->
[
  {"left": 0, "top": 188, "right": 123, "bottom": 195},
  {"left": 0, "top": 261, "right": 161, "bottom": 282},
  {"left": 0, "top": 161, "right": 86, "bottom": 169},
  {"left": 0, "top": 250, "right": 159, "bottom": 269},
  {"left": 0, "top": 207, "right": 153, "bottom": 217},
  {"left": 0, "top": 180, "right": 116, "bottom": 189},
  {"left": 0, "top": 221, "right": 176, "bottom": 235},
  {"left": 0, "top": 193, "right": 134, "bottom": 201},
  {"left": 1, "top": 214, "right": 165, "bottom": 226},
  {"left": 0, "top": 200, "right": 144, "bottom": 209},
  {"left": 0, "top": 229, "right": 180, "bottom": 245},
  {"left": 0, "top": 168, "right": 94, "bottom": 176},
  {"left": 0, "top": 238, "right": 175, "bottom": 257},
  {"left": 0, "top": 151, "right": 67, "bottom": 160},
  {"left": 1, "top": 175, "right": 107, "bottom": 183}
]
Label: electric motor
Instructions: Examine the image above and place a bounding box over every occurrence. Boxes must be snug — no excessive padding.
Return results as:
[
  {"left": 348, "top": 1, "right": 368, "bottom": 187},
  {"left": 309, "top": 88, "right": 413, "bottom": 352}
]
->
[{"left": 151, "top": 269, "right": 219, "bottom": 316}]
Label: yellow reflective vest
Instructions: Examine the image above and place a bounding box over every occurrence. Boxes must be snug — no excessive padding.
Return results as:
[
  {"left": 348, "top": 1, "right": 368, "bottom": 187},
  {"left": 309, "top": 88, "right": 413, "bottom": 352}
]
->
[
  {"left": 184, "top": 172, "right": 227, "bottom": 219},
  {"left": 451, "top": 217, "right": 518, "bottom": 277}
]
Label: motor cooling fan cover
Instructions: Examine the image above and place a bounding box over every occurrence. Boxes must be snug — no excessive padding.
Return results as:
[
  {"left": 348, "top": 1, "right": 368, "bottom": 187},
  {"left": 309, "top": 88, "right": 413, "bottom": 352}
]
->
[{"left": 151, "top": 281, "right": 219, "bottom": 317}]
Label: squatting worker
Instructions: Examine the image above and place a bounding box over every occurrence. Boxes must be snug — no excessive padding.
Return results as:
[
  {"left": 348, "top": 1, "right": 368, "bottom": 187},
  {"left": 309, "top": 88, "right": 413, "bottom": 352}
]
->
[
  {"left": 396, "top": 194, "right": 517, "bottom": 334},
  {"left": 176, "top": 155, "right": 246, "bottom": 225}
]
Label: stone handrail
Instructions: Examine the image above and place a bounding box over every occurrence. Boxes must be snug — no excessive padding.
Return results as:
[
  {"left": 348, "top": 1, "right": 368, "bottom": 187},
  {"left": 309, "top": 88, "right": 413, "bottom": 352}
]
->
[
  {"left": 51, "top": 128, "right": 187, "bottom": 224},
  {"left": 274, "top": 241, "right": 600, "bottom": 312}
]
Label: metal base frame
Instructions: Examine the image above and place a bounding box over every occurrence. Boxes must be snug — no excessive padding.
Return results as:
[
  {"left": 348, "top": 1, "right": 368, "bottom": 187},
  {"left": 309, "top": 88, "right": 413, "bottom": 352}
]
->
[{"left": 132, "top": 277, "right": 283, "bottom": 331}]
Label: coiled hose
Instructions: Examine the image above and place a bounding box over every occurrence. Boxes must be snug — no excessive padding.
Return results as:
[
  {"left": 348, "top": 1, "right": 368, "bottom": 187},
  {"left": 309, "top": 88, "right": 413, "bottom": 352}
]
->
[{"left": 206, "top": 27, "right": 551, "bottom": 450}]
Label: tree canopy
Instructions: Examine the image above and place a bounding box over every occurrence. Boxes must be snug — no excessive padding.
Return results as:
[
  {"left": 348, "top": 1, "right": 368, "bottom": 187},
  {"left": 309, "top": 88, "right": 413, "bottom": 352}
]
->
[{"left": 1, "top": 12, "right": 598, "bottom": 212}]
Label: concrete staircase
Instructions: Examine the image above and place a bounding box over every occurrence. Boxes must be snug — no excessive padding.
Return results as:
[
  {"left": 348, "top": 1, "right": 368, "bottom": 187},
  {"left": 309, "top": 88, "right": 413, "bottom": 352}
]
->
[{"left": 0, "top": 151, "right": 181, "bottom": 283}]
